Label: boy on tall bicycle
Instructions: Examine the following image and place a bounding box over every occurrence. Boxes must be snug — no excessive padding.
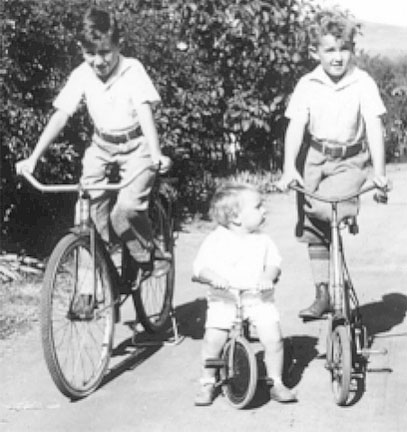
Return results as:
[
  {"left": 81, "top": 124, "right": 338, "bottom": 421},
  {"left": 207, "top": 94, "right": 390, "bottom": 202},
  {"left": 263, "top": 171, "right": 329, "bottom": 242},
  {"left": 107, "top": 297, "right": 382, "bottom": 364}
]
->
[
  {"left": 15, "top": 7, "right": 171, "bottom": 298},
  {"left": 277, "top": 8, "right": 389, "bottom": 319}
]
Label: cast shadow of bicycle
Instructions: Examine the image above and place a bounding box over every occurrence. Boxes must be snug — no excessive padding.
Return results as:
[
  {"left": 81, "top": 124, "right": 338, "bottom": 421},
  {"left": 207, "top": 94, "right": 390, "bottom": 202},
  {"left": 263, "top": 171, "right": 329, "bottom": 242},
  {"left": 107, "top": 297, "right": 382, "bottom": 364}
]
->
[
  {"left": 98, "top": 298, "right": 207, "bottom": 390},
  {"left": 346, "top": 292, "right": 407, "bottom": 406}
]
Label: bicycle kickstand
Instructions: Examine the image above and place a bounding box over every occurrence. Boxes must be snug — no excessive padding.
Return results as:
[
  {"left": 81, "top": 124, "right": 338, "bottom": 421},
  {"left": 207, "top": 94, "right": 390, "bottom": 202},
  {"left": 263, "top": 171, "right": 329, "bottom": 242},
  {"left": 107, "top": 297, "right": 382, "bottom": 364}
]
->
[{"left": 132, "top": 307, "right": 185, "bottom": 347}]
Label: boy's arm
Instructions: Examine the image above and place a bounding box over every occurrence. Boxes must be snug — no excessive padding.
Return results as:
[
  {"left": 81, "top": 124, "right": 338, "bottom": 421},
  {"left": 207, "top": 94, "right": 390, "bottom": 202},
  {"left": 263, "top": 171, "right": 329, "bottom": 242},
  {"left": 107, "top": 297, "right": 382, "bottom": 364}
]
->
[
  {"left": 137, "top": 102, "right": 171, "bottom": 173},
  {"left": 365, "top": 116, "right": 386, "bottom": 179},
  {"left": 277, "top": 118, "right": 307, "bottom": 190},
  {"left": 195, "top": 267, "right": 230, "bottom": 290},
  {"left": 365, "top": 115, "right": 390, "bottom": 201},
  {"left": 15, "top": 109, "right": 69, "bottom": 175},
  {"left": 258, "top": 265, "right": 281, "bottom": 291}
]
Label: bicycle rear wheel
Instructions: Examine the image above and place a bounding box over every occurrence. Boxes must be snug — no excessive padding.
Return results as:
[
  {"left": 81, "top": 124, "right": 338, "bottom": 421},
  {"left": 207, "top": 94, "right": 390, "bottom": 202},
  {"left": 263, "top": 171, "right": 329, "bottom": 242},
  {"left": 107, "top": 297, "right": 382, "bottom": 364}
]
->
[
  {"left": 330, "top": 325, "right": 352, "bottom": 406},
  {"left": 221, "top": 337, "right": 258, "bottom": 409},
  {"left": 134, "top": 199, "right": 174, "bottom": 333},
  {"left": 41, "top": 232, "right": 115, "bottom": 399}
]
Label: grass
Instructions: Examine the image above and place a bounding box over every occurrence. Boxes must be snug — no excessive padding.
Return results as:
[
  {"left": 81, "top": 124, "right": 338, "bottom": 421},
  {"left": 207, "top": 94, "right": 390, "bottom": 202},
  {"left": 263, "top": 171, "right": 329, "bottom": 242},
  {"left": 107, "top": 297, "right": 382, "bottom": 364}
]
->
[{"left": 0, "top": 276, "right": 42, "bottom": 340}]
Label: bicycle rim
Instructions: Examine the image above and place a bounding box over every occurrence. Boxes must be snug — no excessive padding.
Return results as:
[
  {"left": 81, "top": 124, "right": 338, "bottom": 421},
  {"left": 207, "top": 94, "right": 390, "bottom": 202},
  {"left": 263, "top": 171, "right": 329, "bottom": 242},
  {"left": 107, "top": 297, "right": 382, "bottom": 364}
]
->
[
  {"left": 330, "top": 325, "right": 352, "bottom": 406},
  {"left": 135, "top": 200, "right": 174, "bottom": 333},
  {"left": 221, "top": 337, "right": 258, "bottom": 409},
  {"left": 41, "top": 233, "right": 115, "bottom": 399}
]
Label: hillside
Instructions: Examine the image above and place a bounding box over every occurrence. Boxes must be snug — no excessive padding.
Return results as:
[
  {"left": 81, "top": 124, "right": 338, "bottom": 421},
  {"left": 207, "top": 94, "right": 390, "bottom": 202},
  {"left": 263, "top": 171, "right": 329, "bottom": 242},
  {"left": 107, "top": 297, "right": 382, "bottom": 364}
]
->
[{"left": 357, "top": 21, "right": 407, "bottom": 59}]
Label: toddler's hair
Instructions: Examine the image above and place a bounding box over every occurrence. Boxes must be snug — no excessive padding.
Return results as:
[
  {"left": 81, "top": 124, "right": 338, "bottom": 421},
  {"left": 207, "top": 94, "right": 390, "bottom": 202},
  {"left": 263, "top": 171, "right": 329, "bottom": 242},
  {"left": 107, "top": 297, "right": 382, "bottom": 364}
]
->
[
  {"left": 78, "top": 7, "right": 120, "bottom": 49},
  {"left": 209, "top": 183, "right": 259, "bottom": 227},
  {"left": 308, "top": 8, "right": 358, "bottom": 47}
]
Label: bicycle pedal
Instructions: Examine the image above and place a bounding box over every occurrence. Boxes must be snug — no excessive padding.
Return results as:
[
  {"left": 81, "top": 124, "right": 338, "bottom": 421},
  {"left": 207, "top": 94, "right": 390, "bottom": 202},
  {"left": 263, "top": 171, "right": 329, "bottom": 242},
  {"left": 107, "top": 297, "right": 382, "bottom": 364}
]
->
[
  {"left": 361, "top": 348, "right": 388, "bottom": 357},
  {"left": 205, "top": 359, "right": 225, "bottom": 368}
]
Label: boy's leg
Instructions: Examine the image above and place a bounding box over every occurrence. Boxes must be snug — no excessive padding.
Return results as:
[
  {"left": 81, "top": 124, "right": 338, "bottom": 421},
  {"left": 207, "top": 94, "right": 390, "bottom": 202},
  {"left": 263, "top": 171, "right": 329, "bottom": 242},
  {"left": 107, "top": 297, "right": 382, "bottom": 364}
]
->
[
  {"left": 72, "top": 145, "right": 112, "bottom": 315},
  {"left": 195, "top": 301, "right": 233, "bottom": 406},
  {"left": 109, "top": 153, "right": 158, "bottom": 267},
  {"left": 251, "top": 303, "right": 296, "bottom": 403},
  {"left": 299, "top": 242, "right": 330, "bottom": 319}
]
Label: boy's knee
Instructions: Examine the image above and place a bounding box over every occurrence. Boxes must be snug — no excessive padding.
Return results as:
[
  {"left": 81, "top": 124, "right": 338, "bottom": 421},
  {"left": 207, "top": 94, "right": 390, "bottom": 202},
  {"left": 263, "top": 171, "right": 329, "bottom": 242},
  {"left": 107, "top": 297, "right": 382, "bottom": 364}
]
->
[{"left": 114, "top": 199, "right": 146, "bottom": 219}]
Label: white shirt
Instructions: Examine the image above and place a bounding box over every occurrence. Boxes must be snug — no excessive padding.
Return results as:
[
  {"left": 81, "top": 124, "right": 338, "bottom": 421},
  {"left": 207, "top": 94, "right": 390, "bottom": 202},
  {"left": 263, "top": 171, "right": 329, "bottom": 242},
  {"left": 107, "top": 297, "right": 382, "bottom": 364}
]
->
[
  {"left": 53, "top": 56, "right": 161, "bottom": 133},
  {"left": 285, "top": 65, "right": 386, "bottom": 145},
  {"left": 193, "top": 225, "right": 282, "bottom": 289}
]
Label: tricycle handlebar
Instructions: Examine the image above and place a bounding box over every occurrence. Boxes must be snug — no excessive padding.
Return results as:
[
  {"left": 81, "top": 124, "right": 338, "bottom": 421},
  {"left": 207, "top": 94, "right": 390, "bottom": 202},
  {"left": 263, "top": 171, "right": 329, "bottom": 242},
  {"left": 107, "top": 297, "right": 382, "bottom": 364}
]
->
[{"left": 191, "top": 276, "right": 272, "bottom": 292}]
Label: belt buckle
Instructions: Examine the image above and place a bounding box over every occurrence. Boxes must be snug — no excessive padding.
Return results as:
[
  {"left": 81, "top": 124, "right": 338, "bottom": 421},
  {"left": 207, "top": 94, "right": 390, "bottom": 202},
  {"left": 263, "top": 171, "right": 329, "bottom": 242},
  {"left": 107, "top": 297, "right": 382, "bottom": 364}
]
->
[
  {"left": 341, "top": 145, "right": 347, "bottom": 158},
  {"left": 125, "top": 131, "right": 132, "bottom": 142}
]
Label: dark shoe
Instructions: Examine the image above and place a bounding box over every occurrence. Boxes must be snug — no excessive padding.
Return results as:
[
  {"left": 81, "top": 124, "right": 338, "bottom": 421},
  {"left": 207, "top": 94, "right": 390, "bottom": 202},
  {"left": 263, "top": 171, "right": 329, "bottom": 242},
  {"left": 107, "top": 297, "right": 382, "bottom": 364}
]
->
[
  {"left": 299, "top": 282, "right": 330, "bottom": 320},
  {"left": 194, "top": 382, "right": 216, "bottom": 406},
  {"left": 269, "top": 383, "right": 297, "bottom": 403},
  {"left": 139, "top": 249, "right": 172, "bottom": 279},
  {"left": 71, "top": 294, "right": 94, "bottom": 320}
]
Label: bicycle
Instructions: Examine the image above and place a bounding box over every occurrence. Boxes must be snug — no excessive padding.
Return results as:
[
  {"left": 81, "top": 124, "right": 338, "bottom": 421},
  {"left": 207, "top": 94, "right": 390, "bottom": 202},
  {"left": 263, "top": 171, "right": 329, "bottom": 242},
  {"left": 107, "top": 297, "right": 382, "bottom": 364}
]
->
[
  {"left": 288, "top": 182, "right": 387, "bottom": 406},
  {"left": 21, "top": 166, "right": 182, "bottom": 400},
  {"left": 192, "top": 276, "right": 274, "bottom": 409}
]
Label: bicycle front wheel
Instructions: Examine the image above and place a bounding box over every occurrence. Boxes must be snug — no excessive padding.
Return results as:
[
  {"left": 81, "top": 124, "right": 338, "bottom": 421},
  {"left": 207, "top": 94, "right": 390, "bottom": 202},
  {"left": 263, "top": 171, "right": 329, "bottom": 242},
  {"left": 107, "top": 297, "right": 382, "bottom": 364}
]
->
[
  {"left": 134, "top": 200, "right": 174, "bottom": 333},
  {"left": 330, "top": 325, "right": 352, "bottom": 406},
  {"left": 41, "top": 232, "right": 115, "bottom": 400},
  {"left": 221, "top": 337, "right": 258, "bottom": 409}
]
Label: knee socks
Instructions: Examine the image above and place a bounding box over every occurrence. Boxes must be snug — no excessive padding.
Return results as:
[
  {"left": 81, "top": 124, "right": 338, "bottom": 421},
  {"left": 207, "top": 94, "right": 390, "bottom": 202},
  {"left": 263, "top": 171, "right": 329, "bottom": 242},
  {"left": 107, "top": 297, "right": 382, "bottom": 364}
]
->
[{"left": 308, "top": 243, "right": 329, "bottom": 286}]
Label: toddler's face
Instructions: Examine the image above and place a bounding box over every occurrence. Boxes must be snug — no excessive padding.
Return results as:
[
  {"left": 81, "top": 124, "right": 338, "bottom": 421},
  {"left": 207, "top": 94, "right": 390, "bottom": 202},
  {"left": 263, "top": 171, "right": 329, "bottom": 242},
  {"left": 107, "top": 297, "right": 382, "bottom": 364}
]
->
[
  {"left": 81, "top": 37, "right": 120, "bottom": 81},
  {"left": 316, "top": 34, "right": 354, "bottom": 82},
  {"left": 237, "top": 190, "right": 266, "bottom": 233}
]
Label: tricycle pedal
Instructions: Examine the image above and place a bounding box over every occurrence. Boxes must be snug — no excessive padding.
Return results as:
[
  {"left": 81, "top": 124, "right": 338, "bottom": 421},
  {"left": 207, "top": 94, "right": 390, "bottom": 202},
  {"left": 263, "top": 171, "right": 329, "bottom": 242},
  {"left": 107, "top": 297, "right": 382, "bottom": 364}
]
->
[{"left": 205, "top": 358, "right": 225, "bottom": 368}]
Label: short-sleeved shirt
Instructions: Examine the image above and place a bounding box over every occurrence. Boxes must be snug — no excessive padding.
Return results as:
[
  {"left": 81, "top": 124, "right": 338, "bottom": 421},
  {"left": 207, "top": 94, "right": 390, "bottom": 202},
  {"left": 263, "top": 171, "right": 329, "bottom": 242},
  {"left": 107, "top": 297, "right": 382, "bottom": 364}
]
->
[
  {"left": 53, "top": 55, "right": 161, "bottom": 133},
  {"left": 285, "top": 65, "right": 386, "bottom": 145},
  {"left": 193, "top": 226, "right": 282, "bottom": 291}
]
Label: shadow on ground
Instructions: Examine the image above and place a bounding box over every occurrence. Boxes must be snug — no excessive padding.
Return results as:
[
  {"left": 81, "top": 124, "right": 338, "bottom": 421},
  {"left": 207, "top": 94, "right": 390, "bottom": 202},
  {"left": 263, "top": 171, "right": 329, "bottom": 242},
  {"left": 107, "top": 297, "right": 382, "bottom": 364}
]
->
[{"left": 359, "top": 292, "right": 407, "bottom": 338}]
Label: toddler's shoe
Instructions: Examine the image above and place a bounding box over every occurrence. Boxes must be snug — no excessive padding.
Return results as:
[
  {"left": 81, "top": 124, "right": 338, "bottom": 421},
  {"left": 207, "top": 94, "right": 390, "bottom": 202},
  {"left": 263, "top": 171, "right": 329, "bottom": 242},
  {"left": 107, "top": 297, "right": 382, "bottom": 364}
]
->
[
  {"left": 269, "top": 382, "right": 297, "bottom": 403},
  {"left": 194, "top": 381, "right": 216, "bottom": 406}
]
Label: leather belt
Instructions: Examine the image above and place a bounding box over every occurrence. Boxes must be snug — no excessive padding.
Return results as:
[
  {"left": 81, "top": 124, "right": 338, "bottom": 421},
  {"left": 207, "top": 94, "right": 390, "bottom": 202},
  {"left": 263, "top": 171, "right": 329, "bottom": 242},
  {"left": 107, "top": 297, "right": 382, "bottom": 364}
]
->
[
  {"left": 310, "top": 138, "right": 365, "bottom": 159},
  {"left": 94, "top": 126, "right": 142, "bottom": 144}
]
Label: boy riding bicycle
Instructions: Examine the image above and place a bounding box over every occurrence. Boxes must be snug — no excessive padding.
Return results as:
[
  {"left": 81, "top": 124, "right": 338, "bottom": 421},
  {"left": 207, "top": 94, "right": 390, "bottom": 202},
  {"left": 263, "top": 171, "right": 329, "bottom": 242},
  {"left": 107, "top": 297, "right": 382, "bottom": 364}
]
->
[
  {"left": 277, "top": 8, "right": 389, "bottom": 320},
  {"left": 15, "top": 7, "right": 171, "bottom": 295},
  {"left": 193, "top": 183, "right": 296, "bottom": 406}
]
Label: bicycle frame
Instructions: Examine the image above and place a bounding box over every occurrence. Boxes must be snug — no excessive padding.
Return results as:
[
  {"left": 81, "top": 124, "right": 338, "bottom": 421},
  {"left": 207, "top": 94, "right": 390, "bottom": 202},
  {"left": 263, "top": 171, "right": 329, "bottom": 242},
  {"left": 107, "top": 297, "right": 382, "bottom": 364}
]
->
[
  {"left": 21, "top": 169, "right": 152, "bottom": 307},
  {"left": 289, "top": 182, "right": 377, "bottom": 322}
]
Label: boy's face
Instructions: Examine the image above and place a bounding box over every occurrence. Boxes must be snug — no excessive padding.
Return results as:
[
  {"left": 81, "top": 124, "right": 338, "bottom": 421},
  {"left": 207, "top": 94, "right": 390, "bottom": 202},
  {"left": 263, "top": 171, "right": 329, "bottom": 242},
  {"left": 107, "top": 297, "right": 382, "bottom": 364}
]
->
[
  {"left": 316, "top": 34, "right": 354, "bottom": 82},
  {"left": 236, "top": 190, "right": 266, "bottom": 233},
  {"left": 81, "top": 37, "right": 120, "bottom": 81}
]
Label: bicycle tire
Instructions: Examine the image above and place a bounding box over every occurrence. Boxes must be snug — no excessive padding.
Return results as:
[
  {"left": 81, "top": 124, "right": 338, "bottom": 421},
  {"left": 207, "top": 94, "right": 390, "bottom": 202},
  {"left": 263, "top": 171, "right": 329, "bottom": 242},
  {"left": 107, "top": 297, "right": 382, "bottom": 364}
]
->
[
  {"left": 221, "top": 336, "right": 258, "bottom": 409},
  {"left": 134, "top": 198, "right": 174, "bottom": 333},
  {"left": 41, "top": 232, "right": 115, "bottom": 399},
  {"left": 330, "top": 325, "right": 352, "bottom": 406}
]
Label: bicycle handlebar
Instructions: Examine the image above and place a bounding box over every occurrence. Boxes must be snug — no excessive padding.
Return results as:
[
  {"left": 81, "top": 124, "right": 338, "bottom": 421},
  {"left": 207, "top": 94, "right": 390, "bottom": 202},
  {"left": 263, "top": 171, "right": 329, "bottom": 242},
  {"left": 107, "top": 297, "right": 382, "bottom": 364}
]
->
[
  {"left": 20, "top": 165, "right": 156, "bottom": 194},
  {"left": 287, "top": 182, "right": 379, "bottom": 204}
]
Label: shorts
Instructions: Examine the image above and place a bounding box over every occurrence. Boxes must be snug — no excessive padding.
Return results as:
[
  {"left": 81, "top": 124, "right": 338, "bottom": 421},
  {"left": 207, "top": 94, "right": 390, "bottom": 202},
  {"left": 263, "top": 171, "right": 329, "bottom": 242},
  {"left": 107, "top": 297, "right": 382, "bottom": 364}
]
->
[
  {"left": 76, "top": 135, "right": 155, "bottom": 243},
  {"left": 296, "top": 146, "right": 370, "bottom": 244},
  {"left": 205, "top": 296, "right": 280, "bottom": 331}
]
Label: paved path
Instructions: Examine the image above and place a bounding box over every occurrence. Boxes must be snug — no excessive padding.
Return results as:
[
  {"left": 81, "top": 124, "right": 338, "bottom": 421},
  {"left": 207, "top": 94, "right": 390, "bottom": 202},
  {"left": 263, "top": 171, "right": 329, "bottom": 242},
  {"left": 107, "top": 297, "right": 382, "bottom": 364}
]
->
[{"left": 1, "top": 164, "right": 407, "bottom": 432}]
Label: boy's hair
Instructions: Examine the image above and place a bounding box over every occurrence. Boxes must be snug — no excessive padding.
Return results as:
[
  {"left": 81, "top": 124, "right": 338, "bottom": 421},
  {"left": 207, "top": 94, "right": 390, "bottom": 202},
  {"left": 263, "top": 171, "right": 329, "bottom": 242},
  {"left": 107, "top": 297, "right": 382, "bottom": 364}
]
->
[
  {"left": 308, "top": 8, "right": 359, "bottom": 47},
  {"left": 209, "top": 183, "right": 259, "bottom": 227},
  {"left": 78, "top": 7, "right": 120, "bottom": 49}
]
